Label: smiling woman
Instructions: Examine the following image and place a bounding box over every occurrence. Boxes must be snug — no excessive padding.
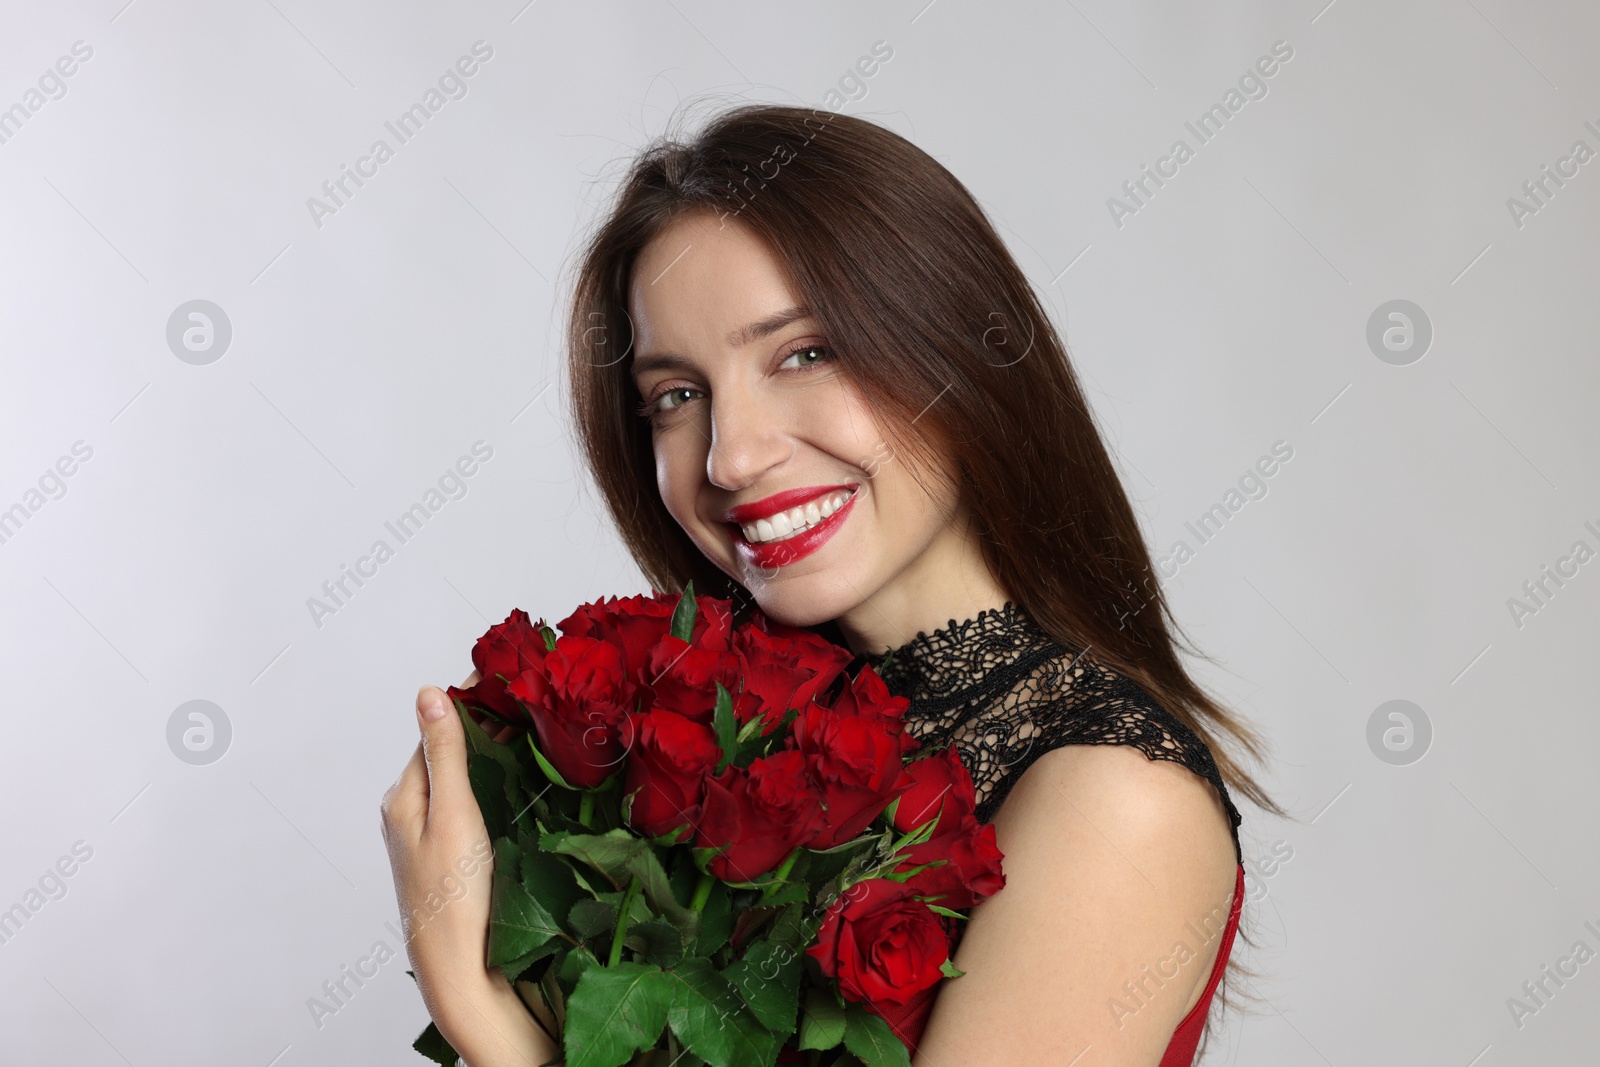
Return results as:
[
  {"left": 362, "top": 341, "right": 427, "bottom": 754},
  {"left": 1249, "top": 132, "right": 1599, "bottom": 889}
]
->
[{"left": 385, "top": 101, "right": 1283, "bottom": 1067}]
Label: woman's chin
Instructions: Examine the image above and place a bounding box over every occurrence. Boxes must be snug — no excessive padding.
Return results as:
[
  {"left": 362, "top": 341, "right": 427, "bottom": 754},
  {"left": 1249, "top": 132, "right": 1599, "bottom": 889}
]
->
[{"left": 740, "top": 573, "right": 866, "bottom": 631}]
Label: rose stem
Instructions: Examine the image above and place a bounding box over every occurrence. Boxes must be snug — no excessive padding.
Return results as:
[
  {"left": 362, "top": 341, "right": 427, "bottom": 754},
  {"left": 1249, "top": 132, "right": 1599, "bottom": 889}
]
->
[
  {"left": 577, "top": 791, "right": 595, "bottom": 828},
  {"left": 689, "top": 870, "right": 716, "bottom": 912},
  {"left": 608, "top": 873, "right": 643, "bottom": 967},
  {"left": 758, "top": 849, "right": 800, "bottom": 903}
]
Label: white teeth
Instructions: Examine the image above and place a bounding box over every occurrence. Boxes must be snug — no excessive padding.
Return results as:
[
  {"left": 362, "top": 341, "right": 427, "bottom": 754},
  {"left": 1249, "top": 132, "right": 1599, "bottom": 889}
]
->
[{"left": 739, "top": 488, "right": 855, "bottom": 544}]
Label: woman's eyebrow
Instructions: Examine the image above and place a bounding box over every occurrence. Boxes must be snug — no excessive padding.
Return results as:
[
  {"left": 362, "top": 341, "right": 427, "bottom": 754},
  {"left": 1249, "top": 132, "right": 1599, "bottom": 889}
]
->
[
  {"left": 631, "top": 304, "right": 814, "bottom": 380},
  {"left": 723, "top": 304, "right": 812, "bottom": 347}
]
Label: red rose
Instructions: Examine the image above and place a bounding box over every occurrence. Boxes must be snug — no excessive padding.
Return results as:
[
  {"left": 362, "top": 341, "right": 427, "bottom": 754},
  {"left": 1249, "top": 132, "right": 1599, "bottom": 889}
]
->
[
  {"left": 791, "top": 701, "right": 915, "bottom": 851},
  {"left": 895, "top": 813, "right": 1006, "bottom": 909},
  {"left": 806, "top": 878, "right": 950, "bottom": 1009},
  {"left": 510, "top": 635, "right": 630, "bottom": 789},
  {"left": 620, "top": 709, "right": 722, "bottom": 842},
  {"left": 733, "top": 619, "right": 855, "bottom": 734},
  {"left": 448, "top": 609, "right": 550, "bottom": 727},
  {"left": 891, "top": 746, "right": 977, "bottom": 835},
  {"left": 834, "top": 665, "right": 916, "bottom": 734},
  {"left": 694, "top": 750, "right": 823, "bottom": 882},
  {"left": 645, "top": 634, "right": 745, "bottom": 723},
  {"left": 557, "top": 594, "right": 677, "bottom": 685}
]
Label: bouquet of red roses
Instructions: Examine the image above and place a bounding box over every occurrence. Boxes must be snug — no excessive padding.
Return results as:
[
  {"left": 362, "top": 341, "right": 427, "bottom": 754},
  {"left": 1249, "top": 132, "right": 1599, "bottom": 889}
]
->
[{"left": 411, "top": 583, "right": 1005, "bottom": 1067}]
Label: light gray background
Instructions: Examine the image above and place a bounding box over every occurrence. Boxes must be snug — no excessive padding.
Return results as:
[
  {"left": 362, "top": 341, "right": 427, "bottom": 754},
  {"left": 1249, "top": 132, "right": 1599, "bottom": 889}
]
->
[{"left": 2, "top": 0, "right": 1597, "bottom": 1063}]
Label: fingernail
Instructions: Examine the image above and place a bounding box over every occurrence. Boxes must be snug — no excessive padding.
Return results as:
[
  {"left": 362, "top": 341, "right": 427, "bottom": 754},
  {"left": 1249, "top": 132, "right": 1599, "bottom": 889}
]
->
[{"left": 420, "top": 687, "right": 446, "bottom": 721}]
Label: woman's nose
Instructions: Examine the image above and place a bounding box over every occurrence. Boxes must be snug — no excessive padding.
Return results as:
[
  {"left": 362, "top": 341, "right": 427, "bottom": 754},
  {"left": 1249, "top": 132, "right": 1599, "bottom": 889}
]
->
[{"left": 705, "top": 392, "right": 796, "bottom": 492}]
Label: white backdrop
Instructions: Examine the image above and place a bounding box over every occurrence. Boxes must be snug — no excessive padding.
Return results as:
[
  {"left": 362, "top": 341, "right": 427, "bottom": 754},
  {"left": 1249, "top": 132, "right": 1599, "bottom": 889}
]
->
[{"left": 2, "top": 1, "right": 1598, "bottom": 1063}]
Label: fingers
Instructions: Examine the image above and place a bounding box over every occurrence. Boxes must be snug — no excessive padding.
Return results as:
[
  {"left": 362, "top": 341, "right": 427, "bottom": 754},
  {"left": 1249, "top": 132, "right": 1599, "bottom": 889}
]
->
[
  {"left": 416, "top": 684, "right": 471, "bottom": 831},
  {"left": 381, "top": 741, "right": 428, "bottom": 845}
]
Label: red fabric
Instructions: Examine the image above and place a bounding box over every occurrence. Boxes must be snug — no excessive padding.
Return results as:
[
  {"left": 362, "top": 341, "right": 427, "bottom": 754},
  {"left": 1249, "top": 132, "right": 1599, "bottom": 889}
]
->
[
  {"left": 863, "top": 862, "right": 1245, "bottom": 1064},
  {"left": 1158, "top": 862, "right": 1246, "bottom": 1067}
]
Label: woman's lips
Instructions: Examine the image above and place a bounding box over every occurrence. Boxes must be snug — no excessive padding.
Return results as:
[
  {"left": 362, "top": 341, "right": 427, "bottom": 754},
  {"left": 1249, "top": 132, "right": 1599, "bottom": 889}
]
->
[{"left": 731, "top": 486, "right": 859, "bottom": 570}]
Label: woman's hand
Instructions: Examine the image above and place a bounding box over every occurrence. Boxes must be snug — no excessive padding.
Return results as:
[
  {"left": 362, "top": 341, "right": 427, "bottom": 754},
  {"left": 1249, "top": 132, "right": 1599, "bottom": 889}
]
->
[{"left": 381, "top": 677, "right": 559, "bottom": 1066}]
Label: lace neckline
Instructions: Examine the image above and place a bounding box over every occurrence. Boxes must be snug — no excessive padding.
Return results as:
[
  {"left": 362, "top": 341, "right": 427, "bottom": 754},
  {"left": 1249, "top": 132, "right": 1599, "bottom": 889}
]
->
[
  {"left": 854, "top": 599, "right": 1078, "bottom": 713},
  {"left": 847, "top": 597, "right": 1244, "bottom": 868}
]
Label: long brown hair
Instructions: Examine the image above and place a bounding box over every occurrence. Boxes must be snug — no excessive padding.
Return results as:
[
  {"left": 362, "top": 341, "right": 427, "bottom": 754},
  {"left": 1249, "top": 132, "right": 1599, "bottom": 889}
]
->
[{"left": 563, "top": 99, "right": 1283, "bottom": 1047}]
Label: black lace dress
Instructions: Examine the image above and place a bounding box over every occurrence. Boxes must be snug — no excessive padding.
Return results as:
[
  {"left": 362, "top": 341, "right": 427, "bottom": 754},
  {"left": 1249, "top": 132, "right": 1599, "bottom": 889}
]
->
[{"left": 849, "top": 600, "right": 1242, "bottom": 861}]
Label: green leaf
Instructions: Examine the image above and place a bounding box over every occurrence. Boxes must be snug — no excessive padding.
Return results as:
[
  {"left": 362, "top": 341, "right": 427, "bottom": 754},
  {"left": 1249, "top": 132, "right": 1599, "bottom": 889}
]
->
[
  {"left": 670, "top": 581, "right": 698, "bottom": 642},
  {"left": 843, "top": 1006, "right": 912, "bottom": 1067},
  {"left": 539, "top": 961, "right": 567, "bottom": 1035},
  {"left": 712, "top": 683, "right": 737, "bottom": 773},
  {"left": 723, "top": 941, "right": 801, "bottom": 1034},
  {"left": 925, "top": 904, "right": 968, "bottom": 921},
  {"left": 527, "top": 733, "right": 578, "bottom": 790},
  {"left": 456, "top": 699, "right": 532, "bottom": 816},
  {"left": 568, "top": 898, "right": 617, "bottom": 941},
  {"left": 626, "top": 918, "right": 686, "bottom": 968},
  {"left": 692, "top": 880, "right": 733, "bottom": 958},
  {"left": 412, "top": 1021, "right": 459, "bottom": 1065},
  {"left": 562, "top": 962, "right": 674, "bottom": 1067},
  {"left": 797, "top": 987, "right": 846, "bottom": 1051},
  {"left": 767, "top": 901, "right": 807, "bottom": 951},
  {"left": 886, "top": 813, "right": 941, "bottom": 857},
  {"left": 754, "top": 882, "right": 810, "bottom": 909},
  {"left": 522, "top": 846, "right": 586, "bottom": 929},
  {"left": 734, "top": 711, "right": 767, "bottom": 746},
  {"left": 468, "top": 753, "right": 512, "bottom": 841},
  {"left": 543, "top": 829, "right": 700, "bottom": 933},
  {"left": 939, "top": 958, "right": 966, "bottom": 978},
  {"left": 558, "top": 944, "right": 600, "bottom": 988},
  {"left": 489, "top": 838, "right": 567, "bottom": 969},
  {"left": 665, "top": 957, "right": 780, "bottom": 1067},
  {"left": 540, "top": 624, "right": 558, "bottom": 651}
]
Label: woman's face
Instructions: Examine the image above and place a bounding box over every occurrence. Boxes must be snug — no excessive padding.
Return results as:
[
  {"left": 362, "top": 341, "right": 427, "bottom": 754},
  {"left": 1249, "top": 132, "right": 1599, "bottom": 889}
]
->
[{"left": 627, "top": 209, "right": 964, "bottom": 632}]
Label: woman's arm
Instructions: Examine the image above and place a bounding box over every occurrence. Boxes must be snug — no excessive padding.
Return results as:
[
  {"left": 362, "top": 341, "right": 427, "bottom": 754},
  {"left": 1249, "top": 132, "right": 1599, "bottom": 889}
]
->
[
  {"left": 381, "top": 679, "right": 562, "bottom": 1066},
  {"left": 912, "top": 743, "right": 1240, "bottom": 1066}
]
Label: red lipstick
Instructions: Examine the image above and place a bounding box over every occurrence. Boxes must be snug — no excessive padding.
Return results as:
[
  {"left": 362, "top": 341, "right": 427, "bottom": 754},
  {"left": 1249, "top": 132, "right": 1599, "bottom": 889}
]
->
[
  {"left": 722, "top": 483, "right": 857, "bottom": 524},
  {"left": 729, "top": 485, "right": 860, "bottom": 570}
]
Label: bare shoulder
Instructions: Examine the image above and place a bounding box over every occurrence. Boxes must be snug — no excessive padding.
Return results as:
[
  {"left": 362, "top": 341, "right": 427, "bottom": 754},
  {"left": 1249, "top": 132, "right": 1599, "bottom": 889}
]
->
[
  {"left": 913, "top": 743, "right": 1239, "bottom": 1066},
  {"left": 1001, "top": 742, "right": 1237, "bottom": 871}
]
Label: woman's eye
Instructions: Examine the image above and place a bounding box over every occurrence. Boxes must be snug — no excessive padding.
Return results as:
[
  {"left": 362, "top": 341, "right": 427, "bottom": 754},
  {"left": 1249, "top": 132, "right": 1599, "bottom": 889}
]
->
[
  {"left": 780, "top": 344, "right": 832, "bottom": 370},
  {"left": 656, "top": 387, "right": 702, "bottom": 413}
]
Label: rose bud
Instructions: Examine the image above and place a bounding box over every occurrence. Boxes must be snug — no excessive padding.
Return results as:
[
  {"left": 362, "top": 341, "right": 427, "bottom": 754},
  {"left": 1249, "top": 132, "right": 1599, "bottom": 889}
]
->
[
  {"left": 620, "top": 709, "right": 722, "bottom": 843},
  {"left": 450, "top": 608, "right": 550, "bottom": 727},
  {"left": 556, "top": 593, "right": 677, "bottom": 688},
  {"left": 732, "top": 620, "right": 856, "bottom": 734},
  {"left": 806, "top": 878, "right": 951, "bottom": 1010},
  {"left": 694, "top": 750, "right": 823, "bottom": 882},
  {"left": 892, "top": 746, "right": 978, "bottom": 836},
  {"left": 511, "top": 635, "right": 630, "bottom": 789},
  {"left": 792, "top": 701, "right": 915, "bottom": 851},
  {"left": 646, "top": 634, "right": 744, "bottom": 723},
  {"left": 895, "top": 813, "right": 1006, "bottom": 910}
]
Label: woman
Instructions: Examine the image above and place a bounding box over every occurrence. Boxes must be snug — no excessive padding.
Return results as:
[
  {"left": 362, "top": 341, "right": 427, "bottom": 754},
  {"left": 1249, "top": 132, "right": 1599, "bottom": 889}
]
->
[{"left": 381, "top": 102, "right": 1281, "bottom": 1066}]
